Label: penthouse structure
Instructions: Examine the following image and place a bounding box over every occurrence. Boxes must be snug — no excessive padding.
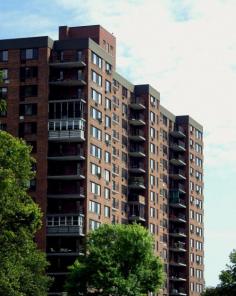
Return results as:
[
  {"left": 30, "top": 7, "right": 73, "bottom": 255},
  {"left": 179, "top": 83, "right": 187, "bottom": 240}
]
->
[{"left": 0, "top": 25, "right": 204, "bottom": 296}]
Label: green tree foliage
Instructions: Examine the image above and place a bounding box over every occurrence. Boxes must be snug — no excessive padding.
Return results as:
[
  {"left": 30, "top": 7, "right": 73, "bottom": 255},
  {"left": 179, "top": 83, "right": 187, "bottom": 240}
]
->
[
  {"left": 65, "top": 223, "right": 165, "bottom": 296},
  {"left": 202, "top": 250, "right": 236, "bottom": 296},
  {"left": 0, "top": 131, "right": 51, "bottom": 296}
]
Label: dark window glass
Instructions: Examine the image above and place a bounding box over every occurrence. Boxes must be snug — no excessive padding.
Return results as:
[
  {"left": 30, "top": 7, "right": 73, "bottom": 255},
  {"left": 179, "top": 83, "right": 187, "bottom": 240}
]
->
[
  {"left": 0, "top": 50, "right": 8, "bottom": 62},
  {"left": 20, "top": 85, "right": 38, "bottom": 99},
  {"left": 20, "top": 67, "right": 38, "bottom": 81},
  {"left": 21, "top": 48, "right": 38, "bottom": 61},
  {"left": 19, "top": 103, "right": 37, "bottom": 116},
  {"left": 19, "top": 122, "right": 37, "bottom": 137}
]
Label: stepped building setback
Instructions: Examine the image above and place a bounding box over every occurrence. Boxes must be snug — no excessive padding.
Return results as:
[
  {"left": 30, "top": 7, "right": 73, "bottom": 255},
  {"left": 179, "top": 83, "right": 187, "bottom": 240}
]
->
[{"left": 0, "top": 25, "right": 204, "bottom": 296}]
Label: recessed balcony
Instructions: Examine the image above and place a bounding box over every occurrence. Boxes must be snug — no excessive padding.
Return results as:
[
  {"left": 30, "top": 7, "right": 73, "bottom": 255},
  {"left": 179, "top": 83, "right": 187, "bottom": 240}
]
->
[
  {"left": 50, "top": 59, "right": 86, "bottom": 68},
  {"left": 49, "top": 75, "right": 86, "bottom": 86},
  {"left": 169, "top": 274, "right": 187, "bottom": 282},
  {"left": 170, "top": 184, "right": 186, "bottom": 194},
  {"left": 169, "top": 195, "right": 186, "bottom": 209},
  {"left": 169, "top": 259, "right": 187, "bottom": 267},
  {"left": 129, "top": 115, "right": 146, "bottom": 126},
  {"left": 130, "top": 97, "right": 146, "bottom": 110},
  {"left": 170, "top": 156, "right": 186, "bottom": 166},
  {"left": 129, "top": 163, "right": 146, "bottom": 173},
  {"left": 170, "top": 141, "right": 186, "bottom": 152},
  {"left": 48, "top": 167, "right": 85, "bottom": 180},
  {"left": 129, "top": 177, "right": 146, "bottom": 189},
  {"left": 170, "top": 288, "right": 187, "bottom": 296},
  {"left": 169, "top": 242, "right": 187, "bottom": 252},
  {"left": 129, "top": 203, "right": 146, "bottom": 222},
  {"left": 129, "top": 131, "right": 146, "bottom": 142},
  {"left": 128, "top": 194, "right": 146, "bottom": 205},
  {"left": 169, "top": 229, "right": 187, "bottom": 238},
  {"left": 48, "top": 119, "right": 85, "bottom": 142},
  {"left": 170, "top": 126, "right": 186, "bottom": 138},
  {"left": 170, "top": 214, "right": 187, "bottom": 223},
  {"left": 129, "top": 146, "right": 146, "bottom": 157},
  {"left": 169, "top": 169, "right": 186, "bottom": 180},
  {"left": 46, "top": 214, "right": 84, "bottom": 236}
]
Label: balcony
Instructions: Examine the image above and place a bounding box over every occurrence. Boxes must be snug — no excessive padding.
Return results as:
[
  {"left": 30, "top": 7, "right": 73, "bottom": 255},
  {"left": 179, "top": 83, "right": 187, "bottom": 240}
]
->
[
  {"left": 169, "top": 169, "right": 186, "bottom": 180},
  {"left": 128, "top": 194, "right": 146, "bottom": 205},
  {"left": 170, "top": 156, "right": 186, "bottom": 166},
  {"left": 47, "top": 185, "right": 85, "bottom": 199},
  {"left": 170, "top": 126, "right": 186, "bottom": 138},
  {"left": 170, "top": 140, "right": 186, "bottom": 152},
  {"left": 169, "top": 193, "right": 186, "bottom": 209},
  {"left": 129, "top": 177, "right": 146, "bottom": 189},
  {"left": 169, "top": 258, "right": 187, "bottom": 267},
  {"left": 48, "top": 149, "right": 85, "bottom": 161},
  {"left": 129, "top": 130, "right": 146, "bottom": 142},
  {"left": 50, "top": 58, "right": 86, "bottom": 68},
  {"left": 170, "top": 214, "right": 187, "bottom": 223},
  {"left": 47, "top": 247, "right": 84, "bottom": 257},
  {"left": 129, "top": 203, "right": 145, "bottom": 222},
  {"left": 48, "top": 167, "right": 85, "bottom": 181},
  {"left": 169, "top": 242, "right": 187, "bottom": 252},
  {"left": 170, "top": 184, "right": 186, "bottom": 194},
  {"left": 48, "top": 120, "right": 85, "bottom": 142},
  {"left": 169, "top": 229, "right": 187, "bottom": 238},
  {"left": 47, "top": 214, "right": 84, "bottom": 236},
  {"left": 129, "top": 163, "right": 146, "bottom": 173},
  {"left": 170, "top": 288, "right": 187, "bottom": 296},
  {"left": 49, "top": 75, "right": 86, "bottom": 87},
  {"left": 169, "top": 274, "right": 187, "bottom": 282},
  {"left": 129, "top": 115, "right": 146, "bottom": 126},
  {"left": 130, "top": 97, "right": 146, "bottom": 110},
  {"left": 129, "top": 146, "right": 146, "bottom": 157}
]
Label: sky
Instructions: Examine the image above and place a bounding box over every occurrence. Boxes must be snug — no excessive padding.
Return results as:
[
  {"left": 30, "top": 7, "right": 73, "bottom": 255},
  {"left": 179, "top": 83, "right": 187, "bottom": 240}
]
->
[{"left": 1, "top": 0, "right": 236, "bottom": 287}]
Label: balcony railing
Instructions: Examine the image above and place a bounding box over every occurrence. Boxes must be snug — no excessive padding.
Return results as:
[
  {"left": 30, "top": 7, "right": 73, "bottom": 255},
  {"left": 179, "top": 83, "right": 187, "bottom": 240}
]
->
[
  {"left": 169, "top": 228, "right": 186, "bottom": 237},
  {"left": 170, "top": 288, "right": 187, "bottom": 295},
  {"left": 50, "top": 74, "right": 86, "bottom": 86},
  {"left": 170, "top": 140, "right": 186, "bottom": 152},
  {"left": 130, "top": 97, "right": 146, "bottom": 109},
  {"left": 50, "top": 56, "right": 86, "bottom": 68},
  {"left": 170, "top": 242, "right": 186, "bottom": 251},
  {"left": 170, "top": 155, "right": 186, "bottom": 166},
  {"left": 170, "top": 214, "right": 187, "bottom": 223},
  {"left": 46, "top": 214, "right": 84, "bottom": 236},
  {"left": 128, "top": 194, "right": 146, "bottom": 204},
  {"left": 48, "top": 120, "right": 85, "bottom": 141},
  {"left": 169, "top": 169, "right": 186, "bottom": 180},
  {"left": 170, "top": 126, "right": 186, "bottom": 138},
  {"left": 129, "top": 177, "right": 146, "bottom": 189},
  {"left": 129, "top": 130, "right": 146, "bottom": 141},
  {"left": 129, "top": 114, "right": 146, "bottom": 126}
]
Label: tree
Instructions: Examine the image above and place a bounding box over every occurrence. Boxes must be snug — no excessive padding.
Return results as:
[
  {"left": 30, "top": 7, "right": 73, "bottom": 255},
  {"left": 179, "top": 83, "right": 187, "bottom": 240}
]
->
[
  {"left": 202, "top": 250, "right": 236, "bottom": 296},
  {"left": 65, "top": 223, "right": 165, "bottom": 296},
  {"left": 0, "top": 131, "right": 51, "bottom": 296}
]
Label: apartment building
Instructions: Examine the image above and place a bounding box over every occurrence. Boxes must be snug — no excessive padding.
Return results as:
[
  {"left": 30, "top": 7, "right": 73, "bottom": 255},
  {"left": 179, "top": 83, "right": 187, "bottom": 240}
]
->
[{"left": 0, "top": 25, "right": 204, "bottom": 296}]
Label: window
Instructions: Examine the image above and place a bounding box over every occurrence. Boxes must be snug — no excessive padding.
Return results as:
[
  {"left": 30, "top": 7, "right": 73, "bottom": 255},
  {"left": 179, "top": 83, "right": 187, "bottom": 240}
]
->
[
  {"left": 90, "top": 107, "right": 102, "bottom": 121},
  {"left": 90, "top": 125, "right": 102, "bottom": 140},
  {"left": 150, "top": 207, "right": 155, "bottom": 218},
  {"left": 20, "top": 85, "right": 38, "bottom": 99},
  {"left": 105, "top": 97, "right": 111, "bottom": 110},
  {"left": 0, "top": 69, "right": 8, "bottom": 80},
  {"left": 104, "top": 151, "right": 111, "bottom": 163},
  {"left": 150, "top": 143, "right": 155, "bottom": 154},
  {"left": 105, "top": 80, "right": 111, "bottom": 93},
  {"left": 150, "top": 127, "right": 155, "bottom": 138},
  {"left": 104, "top": 206, "right": 110, "bottom": 217},
  {"left": 150, "top": 191, "right": 156, "bottom": 203},
  {"left": 19, "top": 103, "right": 37, "bottom": 116},
  {"left": 91, "top": 88, "right": 102, "bottom": 104},
  {"left": 105, "top": 115, "right": 111, "bottom": 128},
  {"left": 90, "top": 181, "right": 101, "bottom": 196},
  {"left": 104, "top": 187, "right": 110, "bottom": 199},
  {"left": 89, "top": 219, "right": 101, "bottom": 230},
  {"left": 104, "top": 169, "right": 110, "bottom": 182},
  {"left": 105, "top": 62, "right": 112, "bottom": 73},
  {"left": 89, "top": 200, "right": 101, "bottom": 215},
  {"left": 21, "top": 48, "right": 38, "bottom": 60},
  {"left": 0, "top": 87, "right": 7, "bottom": 99},
  {"left": 149, "top": 223, "right": 155, "bottom": 234},
  {"left": 150, "top": 175, "right": 155, "bottom": 186},
  {"left": 122, "top": 168, "right": 128, "bottom": 180},
  {"left": 122, "top": 152, "right": 127, "bottom": 163},
  {"left": 90, "top": 144, "right": 102, "bottom": 159},
  {"left": 19, "top": 122, "right": 37, "bottom": 137},
  {"left": 150, "top": 159, "right": 155, "bottom": 170},
  {"left": 150, "top": 95, "right": 157, "bottom": 107},
  {"left": 122, "top": 103, "right": 127, "bottom": 115},
  {"left": 20, "top": 66, "right": 38, "bottom": 81},
  {"left": 105, "top": 133, "right": 111, "bottom": 145},
  {"left": 92, "top": 52, "right": 102, "bottom": 68},
  {"left": 90, "top": 163, "right": 101, "bottom": 177},
  {"left": 0, "top": 50, "right": 8, "bottom": 62},
  {"left": 190, "top": 210, "right": 194, "bottom": 219},
  {"left": 91, "top": 70, "right": 102, "bottom": 86},
  {"left": 112, "top": 163, "right": 119, "bottom": 176},
  {"left": 122, "top": 86, "right": 128, "bottom": 98},
  {"left": 150, "top": 111, "right": 155, "bottom": 122}
]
